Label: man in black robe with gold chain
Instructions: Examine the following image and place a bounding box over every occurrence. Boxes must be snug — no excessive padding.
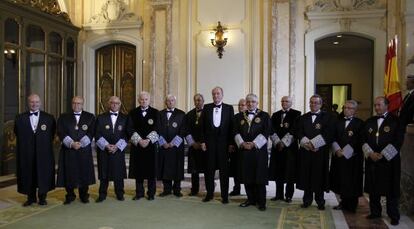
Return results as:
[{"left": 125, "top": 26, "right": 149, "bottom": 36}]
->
[
  {"left": 57, "top": 96, "right": 96, "bottom": 204},
  {"left": 362, "top": 96, "right": 404, "bottom": 226},
  {"left": 127, "top": 91, "right": 160, "bottom": 201},
  {"left": 269, "top": 96, "right": 301, "bottom": 203},
  {"left": 158, "top": 95, "right": 186, "bottom": 197},
  {"left": 329, "top": 100, "right": 364, "bottom": 213},
  {"left": 14, "top": 94, "right": 56, "bottom": 206},
  {"left": 95, "top": 96, "right": 128, "bottom": 202},
  {"left": 295, "top": 94, "right": 334, "bottom": 210},
  {"left": 185, "top": 93, "right": 205, "bottom": 196},
  {"left": 234, "top": 93, "right": 270, "bottom": 211}
]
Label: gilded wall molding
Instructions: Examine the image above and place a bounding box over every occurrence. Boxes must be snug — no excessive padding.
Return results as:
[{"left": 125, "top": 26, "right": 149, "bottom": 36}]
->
[
  {"left": 10, "top": 0, "right": 71, "bottom": 22},
  {"left": 307, "top": 0, "right": 384, "bottom": 12}
]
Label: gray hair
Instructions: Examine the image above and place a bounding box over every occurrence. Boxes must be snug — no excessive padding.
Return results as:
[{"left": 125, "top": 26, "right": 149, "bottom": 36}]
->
[{"left": 245, "top": 93, "right": 258, "bottom": 102}]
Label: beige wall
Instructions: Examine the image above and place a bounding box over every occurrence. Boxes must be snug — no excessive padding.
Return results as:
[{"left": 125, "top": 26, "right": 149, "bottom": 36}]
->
[{"left": 316, "top": 48, "right": 373, "bottom": 120}]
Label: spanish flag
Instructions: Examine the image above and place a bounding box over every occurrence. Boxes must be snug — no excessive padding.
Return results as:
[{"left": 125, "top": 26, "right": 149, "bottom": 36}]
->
[{"left": 384, "top": 37, "right": 402, "bottom": 113}]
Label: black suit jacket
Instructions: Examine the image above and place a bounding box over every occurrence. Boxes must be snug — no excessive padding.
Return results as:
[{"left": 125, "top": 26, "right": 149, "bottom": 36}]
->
[{"left": 400, "top": 91, "right": 414, "bottom": 128}]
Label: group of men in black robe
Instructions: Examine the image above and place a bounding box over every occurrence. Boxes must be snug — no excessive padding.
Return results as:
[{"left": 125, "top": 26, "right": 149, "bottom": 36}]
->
[{"left": 13, "top": 79, "right": 413, "bottom": 223}]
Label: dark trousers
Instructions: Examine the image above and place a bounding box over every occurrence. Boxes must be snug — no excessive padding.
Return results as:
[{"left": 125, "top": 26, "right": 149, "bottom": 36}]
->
[
  {"left": 191, "top": 172, "right": 200, "bottom": 193},
  {"left": 245, "top": 184, "right": 266, "bottom": 207},
  {"left": 98, "top": 179, "right": 124, "bottom": 198},
  {"left": 205, "top": 167, "right": 229, "bottom": 200},
  {"left": 303, "top": 190, "right": 325, "bottom": 206},
  {"left": 276, "top": 181, "right": 294, "bottom": 199},
  {"left": 135, "top": 179, "right": 156, "bottom": 197},
  {"left": 27, "top": 189, "right": 46, "bottom": 202},
  {"left": 369, "top": 194, "right": 400, "bottom": 220},
  {"left": 65, "top": 186, "right": 89, "bottom": 200},
  {"left": 162, "top": 180, "right": 181, "bottom": 193},
  {"left": 340, "top": 196, "right": 359, "bottom": 211},
  {"left": 232, "top": 177, "right": 241, "bottom": 192}
]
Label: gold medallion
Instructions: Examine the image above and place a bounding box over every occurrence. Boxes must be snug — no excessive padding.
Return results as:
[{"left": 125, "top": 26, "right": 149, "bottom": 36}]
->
[
  {"left": 254, "top": 117, "right": 261, "bottom": 123},
  {"left": 315, "top": 123, "right": 321, "bottom": 129},
  {"left": 105, "top": 125, "right": 110, "bottom": 130},
  {"left": 284, "top": 122, "right": 289, "bottom": 128},
  {"left": 384, "top": 126, "right": 390, "bottom": 133},
  {"left": 368, "top": 128, "right": 373, "bottom": 133},
  {"left": 75, "top": 125, "right": 79, "bottom": 130},
  {"left": 241, "top": 120, "right": 245, "bottom": 125},
  {"left": 172, "top": 122, "right": 178, "bottom": 128},
  {"left": 195, "top": 121, "right": 199, "bottom": 125},
  {"left": 348, "top": 130, "right": 353, "bottom": 137},
  {"left": 41, "top": 124, "right": 47, "bottom": 131},
  {"left": 148, "top": 119, "right": 154, "bottom": 125},
  {"left": 118, "top": 125, "right": 123, "bottom": 131},
  {"left": 82, "top": 124, "right": 88, "bottom": 131},
  {"left": 280, "top": 124, "right": 284, "bottom": 127},
  {"left": 375, "top": 132, "right": 379, "bottom": 137}
]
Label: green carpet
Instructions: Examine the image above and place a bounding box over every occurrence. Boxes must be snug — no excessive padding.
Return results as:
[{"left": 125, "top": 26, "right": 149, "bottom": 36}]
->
[{"left": 0, "top": 187, "right": 335, "bottom": 229}]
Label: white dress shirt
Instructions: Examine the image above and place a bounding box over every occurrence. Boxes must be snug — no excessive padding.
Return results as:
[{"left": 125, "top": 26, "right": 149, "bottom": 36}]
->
[
  {"left": 29, "top": 110, "right": 40, "bottom": 131},
  {"left": 213, "top": 103, "right": 222, "bottom": 127}
]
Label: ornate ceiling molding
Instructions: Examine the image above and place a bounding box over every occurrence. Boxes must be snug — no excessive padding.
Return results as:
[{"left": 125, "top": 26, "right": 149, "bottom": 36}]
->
[
  {"left": 83, "top": 0, "right": 143, "bottom": 30},
  {"left": 10, "top": 0, "right": 71, "bottom": 22},
  {"left": 307, "top": 0, "right": 384, "bottom": 12}
]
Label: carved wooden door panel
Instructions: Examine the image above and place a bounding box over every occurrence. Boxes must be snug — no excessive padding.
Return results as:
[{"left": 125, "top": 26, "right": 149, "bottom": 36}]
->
[{"left": 96, "top": 44, "right": 136, "bottom": 114}]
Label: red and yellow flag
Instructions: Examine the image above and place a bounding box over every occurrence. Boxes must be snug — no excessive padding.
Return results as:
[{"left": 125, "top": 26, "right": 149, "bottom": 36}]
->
[{"left": 384, "top": 37, "right": 402, "bottom": 113}]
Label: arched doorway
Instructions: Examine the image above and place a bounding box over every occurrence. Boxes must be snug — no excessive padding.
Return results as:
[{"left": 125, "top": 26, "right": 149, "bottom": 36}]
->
[
  {"left": 315, "top": 34, "right": 374, "bottom": 120},
  {"left": 95, "top": 43, "right": 136, "bottom": 114}
]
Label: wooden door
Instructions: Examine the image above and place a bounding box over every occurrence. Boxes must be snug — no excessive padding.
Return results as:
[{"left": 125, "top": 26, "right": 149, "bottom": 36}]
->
[{"left": 96, "top": 44, "right": 136, "bottom": 114}]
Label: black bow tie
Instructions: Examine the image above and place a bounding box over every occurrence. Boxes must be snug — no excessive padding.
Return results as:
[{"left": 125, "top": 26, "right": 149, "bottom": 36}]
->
[
  {"left": 196, "top": 109, "right": 203, "bottom": 113},
  {"left": 166, "top": 110, "right": 173, "bottom": 113},
  {"left": 214, "top": 104, "right": 221, "bottom": 108},
  {"left": 311, "top": 112, "right": 320, "bottom": 116},
  {"left": 344, "top": 117, "right": 352, "bottom": 121},
  {"left": 74, "top": 113, "right": 81, "bottom": 116},
  {"left": 377, "top": 115, "right": 386, "bottom": 119},
  {"left": 281, "top": 110, "right": 288, "bottom": 114},
  {"left": 110, "top": 112, "right": 118, "bottom": 116},
  {"left": 30, "top": 112, "right": 38, "bottom": 116},
  {"left": 141, "top": 109, "right": 148, "bottom": 112},
  {"left": 247, "top": 111, "right": 256, "bottom": 115}
]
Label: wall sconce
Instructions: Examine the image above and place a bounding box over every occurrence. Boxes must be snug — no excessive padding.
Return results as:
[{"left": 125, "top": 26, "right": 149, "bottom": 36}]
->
[{"left": 210, "top": 21, "right": 228, "bottom": 59}]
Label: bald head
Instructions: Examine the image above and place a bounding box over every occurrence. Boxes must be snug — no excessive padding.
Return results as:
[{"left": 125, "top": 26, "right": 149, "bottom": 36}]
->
[
  {"left": 108, "top": 96, "right": 121, "bottom": 112},
  {"left": 281, "top": 96, "right": 292, "bottom": 110}
]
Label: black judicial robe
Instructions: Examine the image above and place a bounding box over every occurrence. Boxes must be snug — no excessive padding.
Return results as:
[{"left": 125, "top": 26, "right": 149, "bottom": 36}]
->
[
  {"left": 399, "top": 92, "right": 414, "bottom": 128},
  {"left": 56, "top": 112, "right": 96, "bottom": 187},
  {"left": 185, "top": 108, "right": 206, "bottom": 173},
  {"left": 157, "top": 109, "right": 186, "bottom": 181},
  {"left": 95, "top": 112, "right": 128, "bottom": 181},
  {"left": 295, "top": 111, "right": 334, "bottom": 193},
  {"left": 229, "top": 112, "right": 243, "bottom": 178},
  {"left": 14, "top": 111, "right": 56, "bottom": 194},
  {"left": 362, "top": 114, "right": 404, "bottom": 197},
  {"left": 269, "top": 109, "right": 301, "bottom": 183},
  {"left": 127, "top": 106, "right": 159, "bottom": 180},
  {"left": 200, "top": 103, "right": 234, "bottom": 170},
  {"left": 329, "top": 117, "right": 364, "bottom": 197},
  {"left": 233, "top": 110, "right": 271, "bottom": 185}
]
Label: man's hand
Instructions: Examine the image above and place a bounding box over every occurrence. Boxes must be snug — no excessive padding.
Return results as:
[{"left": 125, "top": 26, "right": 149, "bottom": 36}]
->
[
  {"left": 162, "top": 143, "right": 169, "bottom": 149},
  {"left": 192, "top": 142, "right": 201, "bottom": 150},
  {"left": 277, "top": 142, "right": 284, "bottom": 151},
  {"left": 71, "top": 141, "right": 81, "bottom": 150},
  {"left": 139, "top": 139, "right": 150, "bottom": 148},
  {"left": 228, "top": 145, "right": 236, "bottom": 153},
  {"left": 201, "top": 143, "right": 207, "bottom": 151},
  {"left": 369, "top": 152, "right": 383, "bottom": 162},
  {"left": 335, "top": 149, "right": 343, "bottom": 157}
]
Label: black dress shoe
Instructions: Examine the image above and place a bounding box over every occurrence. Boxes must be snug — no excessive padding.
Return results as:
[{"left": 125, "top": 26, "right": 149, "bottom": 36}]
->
[
  {"left": 271, "top": 196, "right": 284, "bottom": 201},
  {"left": 174, "top": 192, "right": 183, "bottom": 198},
  {"left": 229, "top": 190, "right": 240, "bottom": 196},
  {"left": 285, "top": 198, "right": 292, "bottom": 203},
  {"left": 221, "top": 198, "right": 229, "bottom": 204},
  {"left": 390, "top": 219, "right": 399, "bottom": 226},
  {"left": 317, "top": 205, "right": 325, "bottom": 210},
  {"left": 23, "top": 200, "right": 35, "bottom": 207},
  {"left": 188, "top": 192, "right": 198, "bottom": 196},
  {"left": 63, "top": 197, "right": 75, "bottom": 205},
  {"left": 38, "top": 199, "right": 47, "bottom": 206},
  {"left": 202, "top": 196, "right": 213, "bottom": 202},
  {"left": 301, "top": 203, "right": 311, "bottom": 208},
  {"left": 258, "top": 205, "right": 266, "bottom": 211},
  {"left": 147, "top": 195, "right": 154, "bottom": 201},
  {"left": 95, "top": 196, "right": 106, "bottom": 203},
  {"left": 116, "top": 196, "right": 125, "bottom": 201},
  {"left": 158, "top": 191, "right": 172, "bottom": 197},
  {"left": 80, "top": 198, "right": 89, "bottom": 204},
  {"left": 239, "top": 201, "right": 256, "bottom": 207},
  {"left": 132, "top": 195, "right": 143, "bottom": 200},
  {"left": 333, "top": 205, "right": 342, "bottom": 210},
  {"left": 366, "top": 214, "right": 381, "bottom": 219}
]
